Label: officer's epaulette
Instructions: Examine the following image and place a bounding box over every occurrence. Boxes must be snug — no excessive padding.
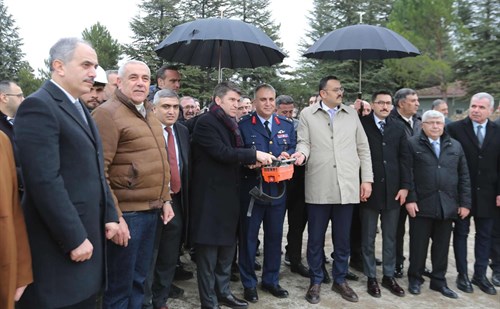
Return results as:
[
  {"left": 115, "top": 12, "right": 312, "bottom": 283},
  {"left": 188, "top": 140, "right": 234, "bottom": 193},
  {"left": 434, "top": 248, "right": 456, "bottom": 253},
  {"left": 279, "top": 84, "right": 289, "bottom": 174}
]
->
[
  {"left": 238, "top": 114, "right": 252, "bottom": 123},
  {"left": 276, "top": 114, "right": 293, "bottom": 125}
]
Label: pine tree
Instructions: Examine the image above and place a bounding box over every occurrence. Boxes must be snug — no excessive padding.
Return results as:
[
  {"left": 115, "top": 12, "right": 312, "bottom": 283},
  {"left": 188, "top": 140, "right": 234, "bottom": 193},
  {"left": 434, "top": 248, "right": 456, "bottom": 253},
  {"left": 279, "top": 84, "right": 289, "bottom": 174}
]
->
[{"left": 82, "top": 22, "right": 122, "bottom": 70}]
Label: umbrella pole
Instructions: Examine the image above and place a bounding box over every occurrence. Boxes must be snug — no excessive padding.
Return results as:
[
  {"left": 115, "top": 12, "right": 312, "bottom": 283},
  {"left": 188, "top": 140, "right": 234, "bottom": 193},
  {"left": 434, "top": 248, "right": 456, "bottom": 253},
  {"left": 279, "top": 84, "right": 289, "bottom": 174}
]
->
[
  {"left": 218, "top": 41, "right": 222, "bottom": 83},
  {"left": 358, "top": 59, "right": 362, "bottom": 99}
]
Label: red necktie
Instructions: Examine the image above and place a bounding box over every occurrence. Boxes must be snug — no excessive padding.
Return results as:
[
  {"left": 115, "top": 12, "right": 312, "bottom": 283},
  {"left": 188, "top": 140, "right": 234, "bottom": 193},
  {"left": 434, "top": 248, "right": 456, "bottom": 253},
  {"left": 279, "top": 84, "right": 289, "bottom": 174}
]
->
[{"left": 165, "top": 126, "right": 181, "bottom": 194}]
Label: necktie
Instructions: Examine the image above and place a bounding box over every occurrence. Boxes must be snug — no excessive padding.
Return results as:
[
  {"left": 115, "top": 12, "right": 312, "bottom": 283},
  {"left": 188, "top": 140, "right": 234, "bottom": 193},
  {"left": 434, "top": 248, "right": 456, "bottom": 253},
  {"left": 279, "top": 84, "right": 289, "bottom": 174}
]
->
[
  {"left": 407, "top": 118, "right": 413, "bottom": 129},
  {"left": 74, "top": 100, "right": 88, "bottom": 125},
  {"left": 379, "top": 121, "right": 385, "bottom": 135},
  {"left": 264, "top": 120, "right": 271, "bottom": 137},
  {"left": 165, "top": 127, "right": 181, "bottom": 194},
  {"left": 477, "top": 125, "right": 484, "bottom": 147},
  {"left": 432, "top": 141, "right": 440, "bottom": 158},
  {"left": 138, "top": 105, "right": 146, "bottom": 118},
  {"left": 328, "top": 108, "right": 336, "bottom": 122}
]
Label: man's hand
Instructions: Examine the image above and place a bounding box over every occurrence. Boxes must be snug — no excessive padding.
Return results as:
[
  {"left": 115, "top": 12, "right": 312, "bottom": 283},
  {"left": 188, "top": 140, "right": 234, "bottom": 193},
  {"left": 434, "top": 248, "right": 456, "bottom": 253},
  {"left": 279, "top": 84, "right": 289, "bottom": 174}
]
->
[
  {"left": 457, "top": 207, "right": 470, "bottom": 219},
  {"left": 256, "top": 150, "right": 275, "bottom": 165},
  {"left": 111, "top": 216, "right": 131, "bottom": 247},
  {"left": 291, "top": 152, "right": 305, "bottom": 165},
  {"left": 161, "top": 201, "right": 175, "bottom": 225},
  {"left": 277, "top": 151, "right": 291, "bottom": 160},
  {"left": 496, "top": 195, "right": 500, "bottom": 207},
  {"left": 395, "top": 189, "right": 409, "bottom": 205},
  {"left": 360, "top": 182, "right": 372, "bottom": 202},
  {"left": 406, "top": 202, "right": 419, "bottom": 218},
  {"left": 14, "top": 285, "right": 28, "bottom": 301},
  {"left": 105, "top": 222, "right": 119, "bottom": 240},
  {"left": 70, "top": 238, "right": 93, "bottom": 262}
]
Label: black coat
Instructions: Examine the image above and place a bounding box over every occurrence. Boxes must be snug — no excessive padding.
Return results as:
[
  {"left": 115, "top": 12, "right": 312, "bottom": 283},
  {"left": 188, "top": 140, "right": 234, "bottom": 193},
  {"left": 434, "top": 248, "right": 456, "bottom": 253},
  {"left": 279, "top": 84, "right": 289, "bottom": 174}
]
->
[
  {"left": 446, "top": 117, "right": 500, "bottom": 218},
  {"left": 14, "top": 81, "right": 118, "bottom": 308},
  {"left": 190, "top": 112, "right": 256, "bottom": 246},
  {"left": 389, "top": 108, "right": 422, "bottom": 138},
  {"left": 173, "top": 122, "right": 191, "bottom": 242},
  {"left": 406, "top": 131, "right": 471, "bottom": 220},
  {"left": 360, "top": 113, "right": 411, "bottom": 210},
  {"left": 0, "top": 112, "right": 23, "bottom": 192}
]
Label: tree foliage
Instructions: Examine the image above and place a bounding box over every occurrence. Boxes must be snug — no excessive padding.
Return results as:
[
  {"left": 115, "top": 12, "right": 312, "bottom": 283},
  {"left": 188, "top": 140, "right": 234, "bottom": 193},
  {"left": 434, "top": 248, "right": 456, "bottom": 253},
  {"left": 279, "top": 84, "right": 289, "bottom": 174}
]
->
[
  {"left": 82, "top": 22, "right": 122, "bottom": 70},
  {"left": 0, "top": 0, "right": 28, "bottom": 80}
]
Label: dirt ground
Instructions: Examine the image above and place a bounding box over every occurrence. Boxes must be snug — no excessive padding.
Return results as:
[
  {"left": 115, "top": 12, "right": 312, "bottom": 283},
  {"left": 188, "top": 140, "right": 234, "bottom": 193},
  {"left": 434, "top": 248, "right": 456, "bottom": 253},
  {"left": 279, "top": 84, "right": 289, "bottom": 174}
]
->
[{"left": 167, "top": 219, "right": 500, "bottom": 308}]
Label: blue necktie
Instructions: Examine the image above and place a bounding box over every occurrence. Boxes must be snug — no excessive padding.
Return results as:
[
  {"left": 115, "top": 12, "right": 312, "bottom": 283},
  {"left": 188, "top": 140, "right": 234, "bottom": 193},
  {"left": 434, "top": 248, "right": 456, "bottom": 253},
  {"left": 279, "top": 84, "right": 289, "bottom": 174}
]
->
[
  {"left": 477, "top": 125, "right": 484, "bottom": 147},
  {"left": 379, "top": 121, "right": 385, "bottom": 135},
  {"left": 74, "top": 100, "right": 88, "bottom": 125},
  {"left": 432, "top": 141, "right": 440, "bottom": 158}
]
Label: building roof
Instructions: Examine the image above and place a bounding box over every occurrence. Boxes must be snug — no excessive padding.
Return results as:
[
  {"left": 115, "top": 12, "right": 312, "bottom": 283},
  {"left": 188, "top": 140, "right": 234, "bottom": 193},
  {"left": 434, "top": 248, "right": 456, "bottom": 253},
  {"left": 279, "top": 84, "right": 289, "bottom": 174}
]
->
[{"left": 416, "top": 81, "right": 467, "bottom": 99}]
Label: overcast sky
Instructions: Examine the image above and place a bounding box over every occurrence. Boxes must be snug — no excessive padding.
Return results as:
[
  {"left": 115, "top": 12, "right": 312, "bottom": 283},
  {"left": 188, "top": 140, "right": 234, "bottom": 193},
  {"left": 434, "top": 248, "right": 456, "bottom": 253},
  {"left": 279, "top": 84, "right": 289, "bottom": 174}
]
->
[{"left": 3, "top": 0, "right": 313, "bottom": 73}]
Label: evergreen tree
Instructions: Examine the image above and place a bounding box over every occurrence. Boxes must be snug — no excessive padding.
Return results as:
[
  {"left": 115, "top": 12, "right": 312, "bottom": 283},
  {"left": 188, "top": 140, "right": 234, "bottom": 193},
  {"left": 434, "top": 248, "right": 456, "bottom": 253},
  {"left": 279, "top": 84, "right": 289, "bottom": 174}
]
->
[
  {"left": 454, "top": 0, "right": 500, "bottom": 100},
  {"left": 0, "top": 0, "right": 30, "bottom": 81},
  {"left": 82, "top": 22, "right": 122, "bottom": 70}
]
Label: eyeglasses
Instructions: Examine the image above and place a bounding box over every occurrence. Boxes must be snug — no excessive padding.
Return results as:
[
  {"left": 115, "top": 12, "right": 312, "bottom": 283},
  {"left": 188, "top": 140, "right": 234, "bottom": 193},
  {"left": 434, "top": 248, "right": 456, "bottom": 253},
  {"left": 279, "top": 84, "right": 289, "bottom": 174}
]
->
[
  {"left": 423, "top": 121, "right": 444, "bottom": 126},
  {"left": 323, "top": 87, "right": 344, "bottom": 93},
  {"left": 373, "top": 101, "right": 392, "bottom": 106},
  {"left": 5, "top": 93, "right": 24, "bottom": 98}
]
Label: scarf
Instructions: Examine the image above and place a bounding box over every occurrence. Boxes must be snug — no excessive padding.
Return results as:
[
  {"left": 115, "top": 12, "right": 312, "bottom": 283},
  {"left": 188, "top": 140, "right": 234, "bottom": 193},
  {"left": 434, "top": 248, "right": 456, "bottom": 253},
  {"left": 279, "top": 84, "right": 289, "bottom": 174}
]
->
[{"left": 209, "top": 103, "right": 244, "bottom": 148}]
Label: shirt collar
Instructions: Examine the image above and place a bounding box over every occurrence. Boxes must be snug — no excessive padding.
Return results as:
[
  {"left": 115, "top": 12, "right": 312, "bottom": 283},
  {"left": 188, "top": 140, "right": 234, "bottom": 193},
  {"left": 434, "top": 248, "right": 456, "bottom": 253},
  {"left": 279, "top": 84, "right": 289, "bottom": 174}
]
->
[{"left": 50, "top": 79, "right": 77, "bottom": 103}]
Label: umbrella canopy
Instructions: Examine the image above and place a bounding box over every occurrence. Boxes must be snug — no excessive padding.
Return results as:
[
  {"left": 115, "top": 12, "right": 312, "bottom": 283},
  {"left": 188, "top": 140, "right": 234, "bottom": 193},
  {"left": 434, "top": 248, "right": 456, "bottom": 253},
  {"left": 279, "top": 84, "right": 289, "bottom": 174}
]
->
[
  {"left": 155, "top": 18, "right": 285, "bottom": 81},
  {"left": 303, "top": 24, "right": 420, "bottom": 93}
]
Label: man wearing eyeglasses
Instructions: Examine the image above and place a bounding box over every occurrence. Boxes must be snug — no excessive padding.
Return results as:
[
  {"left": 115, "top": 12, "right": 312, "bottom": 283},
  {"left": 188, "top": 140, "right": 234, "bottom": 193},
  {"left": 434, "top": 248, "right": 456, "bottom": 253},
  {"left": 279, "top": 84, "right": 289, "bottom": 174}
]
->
[
  {"left": 0, "top": 80, "right": 25, "bottom": 195},
  {"left": 359, "top": 90, "right": 410, "bottom": 298},
  {"left": 292, "top": 75, "right": 373, "bottom": 304},
  {"left": 389, "top": 88, "right": 422, "bottom": 279},
  {"left": 405, "top": 110, "right": 471, "bottom": 299}
]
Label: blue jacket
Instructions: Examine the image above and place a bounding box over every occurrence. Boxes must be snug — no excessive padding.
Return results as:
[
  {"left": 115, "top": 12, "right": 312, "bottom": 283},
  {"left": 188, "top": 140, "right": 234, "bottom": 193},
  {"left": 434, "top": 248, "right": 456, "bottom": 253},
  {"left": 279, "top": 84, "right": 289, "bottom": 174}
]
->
[{"left": 239, "top": 112, "right": 296, "bottom": 205}]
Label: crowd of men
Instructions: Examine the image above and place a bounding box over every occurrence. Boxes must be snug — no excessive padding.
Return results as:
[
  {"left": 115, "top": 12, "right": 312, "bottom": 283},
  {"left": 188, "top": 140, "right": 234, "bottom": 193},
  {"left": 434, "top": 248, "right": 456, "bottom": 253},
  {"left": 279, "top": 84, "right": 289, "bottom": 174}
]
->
[{"left": 1, "top": 37, "right": 499, "bottom": 309}]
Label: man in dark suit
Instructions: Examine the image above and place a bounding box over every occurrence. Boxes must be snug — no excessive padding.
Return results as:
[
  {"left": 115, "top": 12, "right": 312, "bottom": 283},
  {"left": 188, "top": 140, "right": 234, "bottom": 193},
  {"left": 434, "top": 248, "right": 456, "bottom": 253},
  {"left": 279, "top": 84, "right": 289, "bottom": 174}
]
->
[
  {"left": 388, "top": 88, "right": 422, "bottom": 278},
  {"left": 14, "top": 37, "right": 119, "bottom": 308},
  {"left": 406, "top": 110, "right": 471, "bottom": 299},
  {"left": 492, "top": 117, "right": 500, "bottom": 287},
  {"left": 190, "top": 81, "right": 274, "bottom": 309},
  {"left": 238, "top": 85, "right": 296, "bottom": 303},
  {"left": 359, "top": 91, "right": 410, "bottom": 298},
  {"left": 447, "top": 92, "right": 500, "bottom": 295},
  {"left": 0, "top": 80, "right": 24, "bottom": 195},
  {"left": 145, "top": 89, "right": 191, "bottom": 309}
]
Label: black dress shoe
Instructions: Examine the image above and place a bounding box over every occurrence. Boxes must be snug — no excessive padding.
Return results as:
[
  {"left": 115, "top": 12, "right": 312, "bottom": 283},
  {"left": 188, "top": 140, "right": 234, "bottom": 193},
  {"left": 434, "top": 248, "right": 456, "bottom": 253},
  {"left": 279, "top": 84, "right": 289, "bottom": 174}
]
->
[
  {"left": 345, "top": 271, "right": 359, "bottom": 281},
  {"left": 261, "top": 284, "right": 289, "bottom": 298},
  {"left": 394, "top": 264, "right": 404, "bottom": 278},
  {"left": 367, "top": 278, "right": 381, "bottom": 298},
  {"left": 472, "top": 275, "right": 497, "bottom": 295},
  {"left": 430, "top": 285, "right": 458, "bottom": 299},
  {"left": 218, "top": 294, "right": 248, "bottom": 309},
  {"left": 322, "top": 264, "right": 332, "bottom": 284},
  {"left": 290, "top": 262, "right": 310, "bottom": 278},
  {"left": 423, "top": 268, "right": 432, "bottom": 278},
  {"left": 456, "top": 273, "right": 473, "bottom": 293},
  {"left": 174, "top": 265, "right": 193, "bottom": 281},
  {"left": 254, "top": 260, "right": 262, "bottom": 271},
  {"left": 168, "top": 283, "right": 184, "bottom": 299},
  {"left": 381, "top": 276, "right": 405, "bottom": 297},
  {"left": 408, "top": 281, "right": 421, "bottom": 295},
  {"left": 305, "top": 284, "right": 321, "bottom": 304},
  {"left": 491, "top": 272, "right": 500, "bottom": 287},
  {"left": 243, "top": 287, "right": 258, "bottom": 303},
  {"left": 332, "top": 282, "right": 359, "bottom": 302}
]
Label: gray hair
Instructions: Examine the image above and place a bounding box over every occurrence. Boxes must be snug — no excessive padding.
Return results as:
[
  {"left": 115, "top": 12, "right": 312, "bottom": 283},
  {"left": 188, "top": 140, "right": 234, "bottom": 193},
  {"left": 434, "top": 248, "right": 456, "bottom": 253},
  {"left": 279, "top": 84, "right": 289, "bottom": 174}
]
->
[
  {"left": 394, "top": 88, "right": 416, "bottom": 108},
  {"left": 431, "top": 99, "right": 447, "bottom": 110},
  {"left": 48, "top": 38, "right": 92, "bottom": 72},
  {"left": 152, "top": 89, "right": 179, "bottom": 106},
  {"left": 254, "top": 83, "right": 276, "bottom": 99},
  {"left": 471, "top": 92, "right": 495, "bottom": 109},
  {"left": 118, "top": 60, "right": 151, "bottom": 79},
  {"left": 276, "top": 95, "right": 294, "bottom": 107},
  {"left": 422, "top": 110, "right": 445, "bottom": 123},
  {"left": 106, "top": 69, "right": 118, "bottom": 78}
]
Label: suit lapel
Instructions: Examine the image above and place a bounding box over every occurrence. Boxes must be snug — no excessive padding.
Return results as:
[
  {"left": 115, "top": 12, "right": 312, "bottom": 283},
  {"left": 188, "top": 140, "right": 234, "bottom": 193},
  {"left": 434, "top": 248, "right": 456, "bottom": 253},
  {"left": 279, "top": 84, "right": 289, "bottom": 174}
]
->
[
  {"left": 482, "top": 120, "right": 496, "bottom": 149},
  {"left": 463, "top": 118, "right": 481, "bottom": 149}
]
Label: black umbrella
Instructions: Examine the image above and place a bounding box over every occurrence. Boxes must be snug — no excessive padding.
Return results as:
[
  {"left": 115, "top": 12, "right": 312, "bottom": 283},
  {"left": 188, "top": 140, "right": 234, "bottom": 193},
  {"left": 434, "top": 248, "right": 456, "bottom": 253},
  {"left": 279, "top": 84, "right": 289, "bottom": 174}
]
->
[
  {"left": 155, "top": 18, "right": 285, "bottom": 82},
  {"left": 303, "top": 24, "right": 420, "bottom": 95}
]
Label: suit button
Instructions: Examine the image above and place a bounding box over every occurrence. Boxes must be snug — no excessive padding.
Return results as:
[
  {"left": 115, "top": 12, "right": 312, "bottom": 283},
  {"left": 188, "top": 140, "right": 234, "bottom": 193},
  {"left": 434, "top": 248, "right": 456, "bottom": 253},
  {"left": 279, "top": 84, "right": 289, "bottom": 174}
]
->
[
  {"left": 477, "top": 187, "right": 480, "bottom": 190},
  {"left": 331, "top": 136, "right": 333, "bottom": 139},
  {"left": 381, "top": 178, "right": 385, "bottom": 182},
  {"left": 382, "top": 142, "right": 386, "bottom": 146},
  {"left": 333, "top": 165, "right": 336, "bottom": 168},
  {"left": 478, "top": 155, "right": 482, "bottom": 159},
  {"left": 438, "top": 165, "right": 441, "bottom": 168},
  {"left": 269, "top": 141, "right": 273, "bottom": 144},
  {"left": 383, "top": 160, "right": 387, "bottom": 164}
]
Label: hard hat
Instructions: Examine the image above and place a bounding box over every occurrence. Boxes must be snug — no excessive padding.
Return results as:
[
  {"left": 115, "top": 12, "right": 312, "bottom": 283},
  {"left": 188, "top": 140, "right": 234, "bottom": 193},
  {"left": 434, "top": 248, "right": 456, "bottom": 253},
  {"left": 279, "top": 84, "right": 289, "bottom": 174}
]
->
[{"left": 94, "top": 66, "right": 108, "bottom": 84}]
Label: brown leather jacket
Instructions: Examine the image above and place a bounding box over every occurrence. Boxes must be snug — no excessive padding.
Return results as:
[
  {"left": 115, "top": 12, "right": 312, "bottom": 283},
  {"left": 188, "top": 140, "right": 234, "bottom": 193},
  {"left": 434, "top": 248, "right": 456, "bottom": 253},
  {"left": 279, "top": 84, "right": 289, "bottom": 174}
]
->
[{"left": 92, "top": 90, "right": 170, "bottom": 215}]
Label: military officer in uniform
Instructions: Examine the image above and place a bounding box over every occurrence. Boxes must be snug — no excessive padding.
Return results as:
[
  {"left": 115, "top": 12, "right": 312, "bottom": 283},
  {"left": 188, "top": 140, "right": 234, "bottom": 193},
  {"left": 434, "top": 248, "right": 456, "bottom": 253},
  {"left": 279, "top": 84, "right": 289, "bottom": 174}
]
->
[{"left": 238, "top": 84, "right": 296, "bottom": 303}]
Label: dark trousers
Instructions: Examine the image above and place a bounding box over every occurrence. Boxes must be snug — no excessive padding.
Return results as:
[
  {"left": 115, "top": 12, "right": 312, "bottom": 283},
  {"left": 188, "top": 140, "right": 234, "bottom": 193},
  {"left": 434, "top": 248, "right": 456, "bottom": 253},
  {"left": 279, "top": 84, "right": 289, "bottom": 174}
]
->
[
  {"left": 360, "top": 206, "right": 400, "bottom": 278},
  {"left": 56, "top": 292, "right": 101, "bottom": 309},
  {"left": 285, "top": 166, "right": 307, "bottom": 265},
  {"left": 453, "top": 216, "right": 494, "bottom": 276},
  {"left": 307, "top": 203, "right": 353, "bottom": 285},
  {"left": 350, "top": 204, "right": 362, "bottom": 263},
  {"left": 491, "top": 208, "right": 500, "bottom": 274},
  {"left": 196, "top": 243, "right": 235, "bottom": 308},
  {"left": 142, "top": 194, "right": 183, "bottom": 309},
  {"left": 408, "top": 216, "right": 453, "bottom": 289},
  {"left": 239, "top": 201, "right": 286, "bottom": 288},
  {"left": 103, "top": 210, "right": 159, "bottom": 309},
  {"left": 395, "top": 209, "right": 408, "bottom": 266}
]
